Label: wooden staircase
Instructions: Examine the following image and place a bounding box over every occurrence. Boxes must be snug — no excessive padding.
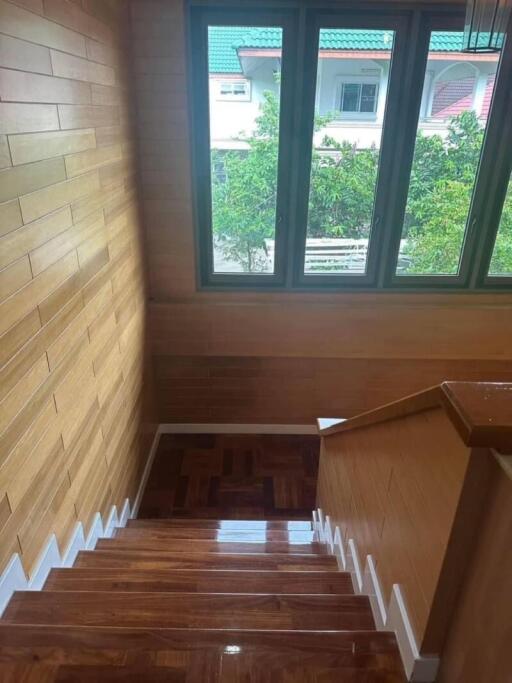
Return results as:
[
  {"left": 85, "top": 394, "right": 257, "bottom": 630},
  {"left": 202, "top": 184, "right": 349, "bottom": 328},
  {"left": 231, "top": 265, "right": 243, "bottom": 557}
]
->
[{"left": 0, "top": 518, "right": 406, "bottom": 681}]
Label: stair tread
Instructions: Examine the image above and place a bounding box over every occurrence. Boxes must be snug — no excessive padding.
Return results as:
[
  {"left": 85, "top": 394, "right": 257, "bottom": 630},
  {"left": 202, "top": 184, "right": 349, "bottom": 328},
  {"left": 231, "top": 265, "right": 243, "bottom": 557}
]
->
[
  {"left": 0, "top": 626, "right": 405, "bottom": 681},
  {"left": 130, "top": 519, "right": 312, "bottom": 530},
  {"left": 74, "top": 549, "right": 338, "bottom": 570},
  {"left": 4, "top": 591, "right": 374, "bottom": 630},
  {"left": 0, "top": 623, "right": 400, "bottom": 652},
  {"left": 117, "top": 527, "right": 318, "bottom": 541},
  {"left": 44, "top": 568, "right": 354, "bottom": 594},
  {"left": 98, "top": 537, "right": 328, "bottom": 554}
]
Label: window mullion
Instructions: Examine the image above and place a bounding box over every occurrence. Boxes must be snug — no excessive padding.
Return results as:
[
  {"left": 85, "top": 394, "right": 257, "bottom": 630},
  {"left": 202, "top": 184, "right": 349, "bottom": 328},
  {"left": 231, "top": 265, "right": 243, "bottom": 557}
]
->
[
  {"left": 290, "top": 9, "right": 321, "bottom": 285},
  {"left": 465, "top": 22, "right": 512, "bottom": 286},
  {"left": 376, "top": 11, "right": 432, "bottom": 287}
]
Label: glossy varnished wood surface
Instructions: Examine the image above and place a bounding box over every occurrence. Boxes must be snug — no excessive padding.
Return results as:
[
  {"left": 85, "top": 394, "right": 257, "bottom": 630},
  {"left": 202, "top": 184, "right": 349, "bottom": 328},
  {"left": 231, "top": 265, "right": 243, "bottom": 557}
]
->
[
  {"left": 0, "top": 0, "right": 154, "bottom": 581},
  {"left": 0, "top": 507, "right": 404, "bottom": 681},
  {"left": 74, "top": 548, "right": 338, "bottom": 571},
  {"left": 138, "top": 434, "right": 319, "bottom": 520},
  {"left": 441, "top": 382, "right": 512, "bottom": 451},
  {"left": 320, "top": 381, "right": 512, "bottom": 452},
  {"left": 0, "top": 626, "right": 406, "bottom": 682},
  {"left": 97, "top": 536, "right": 328, "bottom": 555},
  {"left": 123, "top": 526, "right": 318, "bottom": 541},
  {"left": 43, "top": 568, "right": 354, "bottom": 594},
  {"left": 4, "top": 591, "right": 374, "bottom": 630},
  {"left": 128, "top": 519, "right": 314, "bottom": 530}
]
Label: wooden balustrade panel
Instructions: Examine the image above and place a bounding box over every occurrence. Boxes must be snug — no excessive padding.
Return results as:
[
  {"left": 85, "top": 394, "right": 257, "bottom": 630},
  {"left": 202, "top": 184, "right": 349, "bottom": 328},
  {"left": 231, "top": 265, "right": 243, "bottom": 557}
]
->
[
  {"left": 0, "top": 0, "right": 153, "bottom": 579},
  {"left": 316, "top": 406, "right": 471, "bottom": 648},
  {"left": 437, "top": 457, "right": 512, "bottom": 683}
]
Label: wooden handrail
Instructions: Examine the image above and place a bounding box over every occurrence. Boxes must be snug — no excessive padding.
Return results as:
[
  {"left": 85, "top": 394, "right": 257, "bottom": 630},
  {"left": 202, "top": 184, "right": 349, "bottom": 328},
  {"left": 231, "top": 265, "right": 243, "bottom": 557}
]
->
[{"left": 319, "top": 381, "right": 512, "bottom": 453}]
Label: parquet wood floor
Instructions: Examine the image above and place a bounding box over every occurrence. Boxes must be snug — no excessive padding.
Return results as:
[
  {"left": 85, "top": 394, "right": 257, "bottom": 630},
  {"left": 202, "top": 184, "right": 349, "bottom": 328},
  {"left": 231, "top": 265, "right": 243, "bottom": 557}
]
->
[{"left": 138, "top": 434, "right": 320, "bottom": 520}]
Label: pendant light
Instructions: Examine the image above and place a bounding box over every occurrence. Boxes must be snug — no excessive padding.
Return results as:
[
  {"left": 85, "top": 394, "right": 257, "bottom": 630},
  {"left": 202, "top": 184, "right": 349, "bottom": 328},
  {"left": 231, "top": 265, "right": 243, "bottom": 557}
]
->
[{"left": 462, "top": 0, "right": 512, "bottom": 52}]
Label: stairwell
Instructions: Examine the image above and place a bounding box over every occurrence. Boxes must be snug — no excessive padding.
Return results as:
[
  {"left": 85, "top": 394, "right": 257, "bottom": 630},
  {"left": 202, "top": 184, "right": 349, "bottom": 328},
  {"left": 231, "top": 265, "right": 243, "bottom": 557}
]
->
[{"left": 0, "top": 517, "right": 405, "bottom": 681}]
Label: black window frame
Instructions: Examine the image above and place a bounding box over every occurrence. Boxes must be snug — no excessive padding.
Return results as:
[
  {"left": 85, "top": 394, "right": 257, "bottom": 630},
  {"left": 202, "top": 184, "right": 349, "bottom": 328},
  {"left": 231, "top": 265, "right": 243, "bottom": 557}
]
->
[{"left": 187, "top": 0, "right": 512, "bottom": 292}]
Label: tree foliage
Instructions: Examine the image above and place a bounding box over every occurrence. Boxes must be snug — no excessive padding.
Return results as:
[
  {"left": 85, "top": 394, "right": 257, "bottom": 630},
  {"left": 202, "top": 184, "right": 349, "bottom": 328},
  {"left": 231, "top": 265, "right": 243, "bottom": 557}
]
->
[{"left": 211, "top": 91, "right": 512, "bottom": 275}]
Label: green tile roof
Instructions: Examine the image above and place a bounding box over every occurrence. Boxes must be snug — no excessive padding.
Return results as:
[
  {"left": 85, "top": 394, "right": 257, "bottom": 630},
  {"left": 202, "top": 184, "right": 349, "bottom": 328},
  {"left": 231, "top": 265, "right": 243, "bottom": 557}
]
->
[{"left": 208, "top": 26, "right": 465, "bottom": 74}]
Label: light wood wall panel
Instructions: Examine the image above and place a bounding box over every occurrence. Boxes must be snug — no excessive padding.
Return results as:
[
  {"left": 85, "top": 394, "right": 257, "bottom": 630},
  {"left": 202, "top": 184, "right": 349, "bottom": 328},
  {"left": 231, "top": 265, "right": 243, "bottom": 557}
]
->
[
  {"left": 437, "top": 456, "right": 512, "bottom": 683},
  {"left": 316, "top": 407, "right": 473, "bottom": 651},
  {"left": 0, "top": 0, "right": 154, "bottom": 580},
  {"left": 131, "top": 0, "right": 512, "bottom": 424}
]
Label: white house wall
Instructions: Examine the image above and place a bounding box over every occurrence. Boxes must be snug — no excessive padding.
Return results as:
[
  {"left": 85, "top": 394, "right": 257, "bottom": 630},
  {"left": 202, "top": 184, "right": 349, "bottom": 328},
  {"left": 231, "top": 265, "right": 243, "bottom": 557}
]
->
[
  {"left": 209, "top": 57, "right": 279, "bottom": 148},
  {"left": 208, "top": 55, "right": 494, "bottom": 151}
]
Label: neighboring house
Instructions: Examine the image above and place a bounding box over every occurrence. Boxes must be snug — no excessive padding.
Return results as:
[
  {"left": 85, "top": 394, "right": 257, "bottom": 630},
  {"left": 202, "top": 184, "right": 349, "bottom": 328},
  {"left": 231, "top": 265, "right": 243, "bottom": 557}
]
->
[{"left": 208, "top": 27, "right": 498, "bottom": 150}]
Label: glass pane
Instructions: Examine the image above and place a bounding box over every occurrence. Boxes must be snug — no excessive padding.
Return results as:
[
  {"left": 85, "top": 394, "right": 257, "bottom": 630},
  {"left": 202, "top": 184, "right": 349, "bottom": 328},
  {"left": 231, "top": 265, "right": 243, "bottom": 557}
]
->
[
  {"left": 341, "top": 84, "right": 361, "bottom": 112},
  {"left": 208, "top": 26, "right": 283, "bottom": 274},
  {"left": 489, "top": 172, "right": 512, "bottom": 276},
  {"left": 361, "top": 84, "right": 378, "bottom": 112},
  {"left": 305, "top": 28, "right": 395, "bottom": 275},
  {"left": 397, "top": 31, "right": 500, "bottom": 276}
]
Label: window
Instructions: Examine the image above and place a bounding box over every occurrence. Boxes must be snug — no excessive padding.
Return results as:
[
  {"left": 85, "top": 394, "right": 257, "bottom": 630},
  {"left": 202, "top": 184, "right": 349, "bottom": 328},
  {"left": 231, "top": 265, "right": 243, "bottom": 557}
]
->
[
  {"left": 189, "top": 4, "right": 512, "bottom": 291},
  {"left": 488, "top": 169, "right": 512, "bottom": 276},
  {"left": 304, "top": 28, "right": 395, "bottom": 276},
  {"left": 206, "top": 24, "right": 283, "bottom": 275},
  {"left": 217, "top": 79, "right": 251, "bottom": 101},
  {"left": 396, "top": 32, "right": 500, "bottom": 278},
  {"left": 339, "top": 81, "right": 379, "bottom": 115}
]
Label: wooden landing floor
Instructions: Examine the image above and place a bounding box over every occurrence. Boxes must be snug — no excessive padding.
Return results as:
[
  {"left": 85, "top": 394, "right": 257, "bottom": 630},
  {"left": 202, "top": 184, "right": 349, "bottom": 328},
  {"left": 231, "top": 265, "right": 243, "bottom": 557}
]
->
[{"left": 138, "top": 434, "right": 320, "bottom": 519}]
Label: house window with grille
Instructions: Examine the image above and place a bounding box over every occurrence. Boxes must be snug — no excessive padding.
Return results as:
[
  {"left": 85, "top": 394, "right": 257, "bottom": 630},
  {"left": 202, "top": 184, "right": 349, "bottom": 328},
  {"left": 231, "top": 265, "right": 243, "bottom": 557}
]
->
[{"left": 339, "top": 82, "right": 378, "bottom": 114}]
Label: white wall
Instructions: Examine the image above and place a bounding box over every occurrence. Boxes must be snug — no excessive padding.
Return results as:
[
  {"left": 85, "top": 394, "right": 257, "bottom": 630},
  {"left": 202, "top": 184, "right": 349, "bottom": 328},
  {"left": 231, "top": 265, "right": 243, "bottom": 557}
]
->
[
  {"left": 209, "top": 55, "right": 496, "bottom": 150},
  {"left": 209, "top": 57, "right": 279, "bottom": 148}
]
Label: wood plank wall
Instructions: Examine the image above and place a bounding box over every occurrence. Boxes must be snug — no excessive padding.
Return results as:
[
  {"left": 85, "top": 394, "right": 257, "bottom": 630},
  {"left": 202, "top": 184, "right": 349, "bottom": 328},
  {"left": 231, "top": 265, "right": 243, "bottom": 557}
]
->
[
  {"left": 132, "top": 0, "right": 512, "bottom": 425},
  {"left": 0, "top": 0, "right": 154, "bottom": 579}
]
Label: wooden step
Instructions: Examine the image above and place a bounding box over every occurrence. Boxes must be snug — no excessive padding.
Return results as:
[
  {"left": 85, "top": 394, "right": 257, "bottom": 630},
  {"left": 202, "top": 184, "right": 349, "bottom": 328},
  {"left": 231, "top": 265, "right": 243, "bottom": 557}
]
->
[
  {"left": 98, "top": 536, "right": 327, "bottom": 555},
  {"left": 44, "top": 568, "right": 353, "bottom": 594},
  {"left": 0, "top": 625, "right": 406, "bottom": 682},
  {"left": 0, "top": 624, "right": 402, "bottom": 656},
  {"left": 3, "top": 592, "right": 375, "bottom": 631},
  {"left": 119, "top": 526, "right": 318, "bottom": 542},
  {"left": 74, "top": 549, "right": 338, "bottom": 571},
  {"left": 129, "top": 519, "right": 312, "bottom": 530}
]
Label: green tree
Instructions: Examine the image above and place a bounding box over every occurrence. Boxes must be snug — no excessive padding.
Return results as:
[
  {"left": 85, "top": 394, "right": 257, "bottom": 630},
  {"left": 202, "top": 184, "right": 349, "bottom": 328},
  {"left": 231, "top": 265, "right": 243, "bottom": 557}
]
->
[
  {"left": 403, "top": 111, "right": 487, "bottom": 274},
  {"left": 307, "top": 137, "right": 378, "bottom": 239},
  {"left": 489, "top": 181, "right": 512, "bottom": 275},
  {"left": 212, "top": 93, "right": 512, "bottom": 275},
  {"left": 211, "top": 91, "right": 279, "bottom": 272}
]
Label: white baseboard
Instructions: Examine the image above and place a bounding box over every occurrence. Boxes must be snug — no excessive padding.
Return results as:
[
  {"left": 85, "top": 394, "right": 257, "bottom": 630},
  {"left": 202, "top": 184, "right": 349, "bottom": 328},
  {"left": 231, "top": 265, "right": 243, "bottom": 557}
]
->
[
  {"left": 85, "top": 513, "right": 104, "bottom": 550},
  {"left": 0, "top": 499, "right": 131, "bottom": 618},
  {"left": 333, "top": 526, "right": 347, "bottom": 571},
  {"left": 363, "top": 555, "right": 387, "bottom": 630},
  {"left": 159, "top": 423, "right": 317, "bottom": 435},
  {"left": 387, "top": 585, "right": 440, "bottom": 682},
  {"left": 62, "top": 524, "right": 86, "bottom": 568},
  {"left": 314, "top": 508, "right": 440, "bottom": 682},
  {"left": 0, "top": 555, "right": 27, "bottom": 616}
]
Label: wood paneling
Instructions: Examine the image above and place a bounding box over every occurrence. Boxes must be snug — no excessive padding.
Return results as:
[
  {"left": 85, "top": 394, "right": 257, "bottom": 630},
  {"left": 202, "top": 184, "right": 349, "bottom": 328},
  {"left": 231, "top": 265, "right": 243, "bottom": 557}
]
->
[
  {"left": 152, "top": 355, "right": 512, "bottom": 424},
  {"left": 437, "top": 456, "right": 512, "bottom": 683},
  {"left": 320, "top": 381, "right": 512, "bottom": 451},
  {"left": 130, "top": 0, "right": 512, "bottom": 424},
  {"left": 317, "top": 406, "right": 472, "bottom": 649},
  {"left": 0, "top": 0, "right": 153, "bottom": 580},
  {"left": 316, "top": 397, "right": 505, "bottom": 658}
]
